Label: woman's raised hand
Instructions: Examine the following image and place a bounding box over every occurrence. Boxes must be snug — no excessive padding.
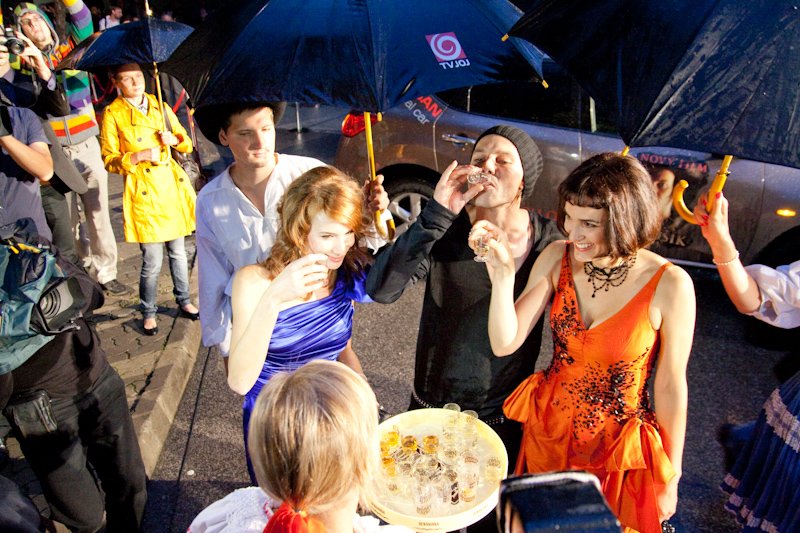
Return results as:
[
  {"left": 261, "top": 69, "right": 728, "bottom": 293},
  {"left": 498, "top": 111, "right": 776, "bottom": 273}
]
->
[
  {"left": 268, "top": 254, "right": 330, "bottom": 302},
  {"left": 469, "top": 220, "right": 513, "bottom": 275}
]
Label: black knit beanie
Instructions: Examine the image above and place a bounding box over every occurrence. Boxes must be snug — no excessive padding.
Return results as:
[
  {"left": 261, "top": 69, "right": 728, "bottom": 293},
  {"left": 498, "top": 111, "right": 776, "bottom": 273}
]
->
[{"left": 474, "top": 125, "right": 543, "bottom": 199}]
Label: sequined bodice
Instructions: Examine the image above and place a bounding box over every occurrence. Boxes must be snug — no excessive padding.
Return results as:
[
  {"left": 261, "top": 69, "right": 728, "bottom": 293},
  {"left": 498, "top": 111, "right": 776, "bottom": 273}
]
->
[{"left": 546, "top": 247, "right": 669, "bottom": 443}]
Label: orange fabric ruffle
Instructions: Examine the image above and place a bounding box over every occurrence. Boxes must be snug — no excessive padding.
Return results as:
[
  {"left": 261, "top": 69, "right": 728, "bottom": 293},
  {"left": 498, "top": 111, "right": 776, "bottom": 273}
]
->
[{"left": 505, "top": 376, "right": 676, "bottom": 533}]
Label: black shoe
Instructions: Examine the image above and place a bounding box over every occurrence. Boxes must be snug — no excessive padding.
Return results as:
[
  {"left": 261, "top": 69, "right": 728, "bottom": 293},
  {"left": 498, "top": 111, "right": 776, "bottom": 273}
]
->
[
  {"left": 179, "top": 306, "right": 200, "bottom": 321},
  {"left": 101, "top": 279, "right": 133, "bottom": 295},
  {"left": 143, "top": 321, "right": 159, "bottom": 336}
]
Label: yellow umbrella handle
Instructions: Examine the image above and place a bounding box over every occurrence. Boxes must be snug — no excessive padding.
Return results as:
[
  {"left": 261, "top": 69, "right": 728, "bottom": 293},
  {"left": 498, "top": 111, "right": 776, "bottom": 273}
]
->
[
  {"left": 364, "top": 112, "right": 395, "bottom": 240},
  {"left": 153, "top": 62, "right": 173, "bottom": 165},
  {"left": 672, "top": 155, "right": 733, "bottom": 224}
]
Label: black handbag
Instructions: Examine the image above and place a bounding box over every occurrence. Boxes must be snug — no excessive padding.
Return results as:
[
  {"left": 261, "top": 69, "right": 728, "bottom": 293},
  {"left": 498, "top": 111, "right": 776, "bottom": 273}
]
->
[{"left": 162, "top": 104, "right": 202, "bottom": 185}]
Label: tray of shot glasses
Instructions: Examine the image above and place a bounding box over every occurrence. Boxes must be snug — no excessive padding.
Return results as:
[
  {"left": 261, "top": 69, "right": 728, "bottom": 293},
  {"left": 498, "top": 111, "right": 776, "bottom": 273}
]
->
[{"left": 369, "top": 407, "right": 508, "bottom": 532}]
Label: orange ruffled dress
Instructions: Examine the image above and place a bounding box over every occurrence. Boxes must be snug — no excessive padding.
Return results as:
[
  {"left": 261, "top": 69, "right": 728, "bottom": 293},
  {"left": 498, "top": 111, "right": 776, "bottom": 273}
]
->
[{"left": 504, "top": 247, "right": 676, "bottom": 533}]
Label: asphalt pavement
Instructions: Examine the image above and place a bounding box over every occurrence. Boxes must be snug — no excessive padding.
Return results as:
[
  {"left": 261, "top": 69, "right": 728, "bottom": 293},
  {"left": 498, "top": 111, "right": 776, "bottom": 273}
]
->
[{"left": 3, "top": 104, "right": 794, "bottom": 533}]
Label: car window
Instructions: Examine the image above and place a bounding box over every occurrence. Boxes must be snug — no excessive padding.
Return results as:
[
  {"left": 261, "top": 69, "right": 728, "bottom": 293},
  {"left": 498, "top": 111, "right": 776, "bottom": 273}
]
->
[
  {"left": 438, "top": 73, "right": 580, "bottom": 130},
  {"left": 579, "top": 96, "right": 618, "bottom": 135}
]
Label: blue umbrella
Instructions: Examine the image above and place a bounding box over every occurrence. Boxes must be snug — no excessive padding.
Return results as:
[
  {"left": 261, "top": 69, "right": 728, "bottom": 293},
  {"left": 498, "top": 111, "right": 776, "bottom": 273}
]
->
[
  {"left": 164, "top": 0, "right": 545, "bottom": 237},
  {"left": 507, "top": 0, "right": 800, "bottom": 222},
  {"left": 56, "top": 18, "right": 194, "bottom": 71},
  {"left": 164, "top": 0, "right": 544, "bottom": 112},
  {"left": 57, "top": 16, "right": 194, "bottom": 138}
]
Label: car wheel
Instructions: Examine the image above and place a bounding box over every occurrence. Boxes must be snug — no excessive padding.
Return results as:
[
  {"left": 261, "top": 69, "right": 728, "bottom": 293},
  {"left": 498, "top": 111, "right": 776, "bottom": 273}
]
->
[{"left": 385, "top": 177, "right": 435, "bottom": 240}]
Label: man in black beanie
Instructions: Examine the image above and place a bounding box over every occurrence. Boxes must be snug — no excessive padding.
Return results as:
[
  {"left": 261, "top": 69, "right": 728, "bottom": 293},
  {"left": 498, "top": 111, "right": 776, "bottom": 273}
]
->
[{"left": 367, "top": 125, "right": 562, "bottom": 531}]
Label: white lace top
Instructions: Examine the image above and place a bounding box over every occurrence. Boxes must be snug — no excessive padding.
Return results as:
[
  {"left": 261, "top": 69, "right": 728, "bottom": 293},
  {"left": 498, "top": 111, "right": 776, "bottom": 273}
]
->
[{"left": 187, "top": 487, "right": 413, "bottom": 533}]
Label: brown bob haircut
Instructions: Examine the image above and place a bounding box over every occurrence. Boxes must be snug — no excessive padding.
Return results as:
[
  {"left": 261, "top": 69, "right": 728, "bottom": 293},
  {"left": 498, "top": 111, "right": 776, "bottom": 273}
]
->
[
  {"left": 557, "top": 153, "right": 662, "bottom": 260},
  {"left": 262, "top": 166, "right": 370, "bottom": 279}
]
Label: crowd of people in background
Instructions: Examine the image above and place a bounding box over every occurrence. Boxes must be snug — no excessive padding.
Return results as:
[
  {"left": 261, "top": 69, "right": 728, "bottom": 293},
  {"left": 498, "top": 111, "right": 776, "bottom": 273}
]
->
[{"left": 0, "top": 1, "right": 798, "bottom": 533}]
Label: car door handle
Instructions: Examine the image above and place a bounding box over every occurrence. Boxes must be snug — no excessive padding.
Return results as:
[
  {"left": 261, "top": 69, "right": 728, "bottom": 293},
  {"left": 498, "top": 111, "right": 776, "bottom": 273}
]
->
[{"left": 441, "top": 133, "right": 475, "bottom": 146}]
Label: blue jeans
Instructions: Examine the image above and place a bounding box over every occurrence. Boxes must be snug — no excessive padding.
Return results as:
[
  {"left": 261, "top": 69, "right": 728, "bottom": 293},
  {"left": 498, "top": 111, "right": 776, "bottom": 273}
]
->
[{"left": 139, "top": 238, "right": 191, "bottom": 319}]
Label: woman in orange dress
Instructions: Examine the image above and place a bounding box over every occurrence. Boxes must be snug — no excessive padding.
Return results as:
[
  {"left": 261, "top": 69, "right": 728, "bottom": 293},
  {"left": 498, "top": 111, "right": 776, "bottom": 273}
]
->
[{"left": 471, "top": 153, "right": 696, "bottom": 533}]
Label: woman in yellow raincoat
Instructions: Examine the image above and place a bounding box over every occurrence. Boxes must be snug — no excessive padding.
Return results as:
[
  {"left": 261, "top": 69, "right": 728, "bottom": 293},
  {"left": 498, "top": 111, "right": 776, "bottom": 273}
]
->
[{"left": 100, "top": 63, "right": 198, "bottom": 336}]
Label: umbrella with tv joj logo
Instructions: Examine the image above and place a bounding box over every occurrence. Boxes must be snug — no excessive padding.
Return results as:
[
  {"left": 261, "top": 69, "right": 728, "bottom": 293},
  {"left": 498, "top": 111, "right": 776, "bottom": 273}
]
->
[{"left": 163, "top": 0, "right": 545, "bottom": 239}]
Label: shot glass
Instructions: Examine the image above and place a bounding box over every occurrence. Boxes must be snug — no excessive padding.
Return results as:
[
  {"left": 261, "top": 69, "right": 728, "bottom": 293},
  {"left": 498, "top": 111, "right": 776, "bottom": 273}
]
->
[
  {"left": 382, "top": 426, "right": 401, "bottom": 451},
  {"left": 458, "top": 453, "right": 480, "bottom": 503},
  {"left": 422, "top": 434, "right": 440, "bottom": 455},
  {"left": 483, "top": 454, "right": 504, "bottom": 485},
  {"left": 401, "top": 434, "right": 418, "bottom": 456},
  {"left": 381, "top": 454, "right": 397, "bottom": 477},
  {"left": 413, "top": 453, "right": 440, "bottom": 480},
  {"left": 439, "top": 439, "right": 459, "bottom": 466},
  {"left": 443, "top": 465, "right": 460, "bottom": 506},
  {"left": 473, "top": 235, "right": 490, "bottom": 263},
  {"left": 412, "top": 475, "right": 434, "bottom": 515},
  {"left": 467, "top": 171, "right": 491, "bottom": 185}
]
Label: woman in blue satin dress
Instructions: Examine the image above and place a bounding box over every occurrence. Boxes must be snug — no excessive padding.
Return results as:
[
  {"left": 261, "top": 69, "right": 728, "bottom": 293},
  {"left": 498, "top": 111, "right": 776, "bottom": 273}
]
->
[{"left": 228, "top": 166, "right": 373, "bottom": 482}]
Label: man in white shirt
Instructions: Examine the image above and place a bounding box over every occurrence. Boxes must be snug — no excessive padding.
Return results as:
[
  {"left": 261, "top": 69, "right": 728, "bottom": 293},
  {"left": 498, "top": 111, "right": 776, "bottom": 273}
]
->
[{"left": 194, "top": 102, "right": 388, "bottom": 363}]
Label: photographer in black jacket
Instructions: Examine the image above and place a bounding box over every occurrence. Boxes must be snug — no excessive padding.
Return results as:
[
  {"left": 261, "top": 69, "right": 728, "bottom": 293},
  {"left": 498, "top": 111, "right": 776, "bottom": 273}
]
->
[
  {"left": 0, "top": 233, "right": 147, "bottom": 533},
  {"left": 0, "top": 100, "right": 146, "bottom": 532}
]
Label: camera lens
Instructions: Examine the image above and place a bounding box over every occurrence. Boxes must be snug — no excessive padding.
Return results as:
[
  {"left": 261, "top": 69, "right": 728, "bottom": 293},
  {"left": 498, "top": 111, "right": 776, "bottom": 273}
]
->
[{"left": 7, "top": 39, "right": 24, "bottom": 55}]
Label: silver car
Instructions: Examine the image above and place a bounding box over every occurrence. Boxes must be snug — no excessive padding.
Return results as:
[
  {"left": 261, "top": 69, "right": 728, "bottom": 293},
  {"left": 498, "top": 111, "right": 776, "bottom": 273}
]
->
[{"left": 334, "top": 65, "right": 799, "bottom": 268}]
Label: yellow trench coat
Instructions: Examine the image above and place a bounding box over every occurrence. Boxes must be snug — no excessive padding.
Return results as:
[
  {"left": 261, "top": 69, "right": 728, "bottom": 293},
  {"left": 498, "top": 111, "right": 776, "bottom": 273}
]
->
[{"left": 100, "top": 93, "right": 196, "bottom": 243}]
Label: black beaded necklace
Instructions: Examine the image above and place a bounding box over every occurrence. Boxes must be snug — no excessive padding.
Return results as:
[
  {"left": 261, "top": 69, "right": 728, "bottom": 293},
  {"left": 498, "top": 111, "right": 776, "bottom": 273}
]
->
[{"left": 583, "top": 252, "right": 637, "bottom": 298}]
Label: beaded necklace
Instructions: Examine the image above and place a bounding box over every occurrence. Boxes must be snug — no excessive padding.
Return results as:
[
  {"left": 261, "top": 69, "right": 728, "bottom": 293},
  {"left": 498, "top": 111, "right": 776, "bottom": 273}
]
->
[{"left": 583, "top": 252, "right": 637, "bottom": 298}]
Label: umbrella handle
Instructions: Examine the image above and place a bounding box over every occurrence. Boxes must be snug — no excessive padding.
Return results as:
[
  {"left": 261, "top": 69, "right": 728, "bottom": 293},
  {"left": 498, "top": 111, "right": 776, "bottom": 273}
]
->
[
  {"left": 671, "top": 155, "right": 733, "bottom": 225},
  {"left": 364, "top": 112, "right": 395, "bottom": 240}
]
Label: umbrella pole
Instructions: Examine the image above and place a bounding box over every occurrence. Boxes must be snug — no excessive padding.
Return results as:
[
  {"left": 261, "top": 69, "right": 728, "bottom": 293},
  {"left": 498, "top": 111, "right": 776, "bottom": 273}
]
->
[
  {"left": 153, "top": 61, "right": 169, "bottom": 163},
  {"left": 364, "top": 112, "right": 395, "bottom": 240},
  {"left": 672, "top": 154, "right": 733, "bottom": 224}
]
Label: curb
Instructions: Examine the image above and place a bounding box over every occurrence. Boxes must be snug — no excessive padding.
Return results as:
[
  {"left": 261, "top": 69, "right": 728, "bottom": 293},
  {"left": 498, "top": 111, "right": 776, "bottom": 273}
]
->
[{"left": 131, "top": 266, "right": 202, "bottom": 476}]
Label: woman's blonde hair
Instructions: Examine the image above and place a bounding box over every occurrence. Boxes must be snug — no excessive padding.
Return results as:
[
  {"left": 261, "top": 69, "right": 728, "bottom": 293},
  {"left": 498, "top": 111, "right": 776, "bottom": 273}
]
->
[
  {"left": 248, "top": 360, "right": 379, "bottom": 515},
  {"left": 262, "top": 166, "right": 370, "bottom": 279}
]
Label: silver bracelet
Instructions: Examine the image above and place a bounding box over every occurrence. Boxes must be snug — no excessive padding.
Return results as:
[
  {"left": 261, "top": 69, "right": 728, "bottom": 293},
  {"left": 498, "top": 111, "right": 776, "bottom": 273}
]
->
[{"left": 712, "top": 250, "right": 740, "bottom": 266}]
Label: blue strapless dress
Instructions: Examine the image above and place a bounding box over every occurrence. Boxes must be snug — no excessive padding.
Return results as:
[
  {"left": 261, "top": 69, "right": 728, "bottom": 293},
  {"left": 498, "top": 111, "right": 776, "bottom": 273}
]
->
[{"left": 241, "top": 269, "right": 371, "bottom": 482}]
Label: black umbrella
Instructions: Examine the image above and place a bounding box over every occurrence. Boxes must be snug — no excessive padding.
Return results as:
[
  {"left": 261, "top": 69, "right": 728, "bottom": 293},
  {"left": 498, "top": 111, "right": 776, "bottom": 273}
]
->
[{"left": 508, "top": 0, "right": 800, "bottom": 222}]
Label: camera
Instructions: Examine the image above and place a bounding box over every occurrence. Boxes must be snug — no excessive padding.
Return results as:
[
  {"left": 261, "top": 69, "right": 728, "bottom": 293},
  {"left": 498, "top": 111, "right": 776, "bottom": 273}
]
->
[
  {"left": 2, "top": 27, "right": 25, "bottom": 56},
  {"left": 32, "top": 276, "right": 86, "bottom": 335}
]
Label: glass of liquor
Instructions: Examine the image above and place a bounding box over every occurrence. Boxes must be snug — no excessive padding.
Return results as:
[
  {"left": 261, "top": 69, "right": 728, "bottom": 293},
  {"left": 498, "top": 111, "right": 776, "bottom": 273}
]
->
[
  {"left": 483, "top": 454, "right": 504, "bottom": 484},
  {"left": 422, "top": 434, "right": 440, "bottom": 455},
  {"left": 401, "top": 434, "right": 418, "bottom": 455},
  {"left": 467, "top": 171, "right": 491, "bottom": 186},
  {"left": 381, "top": 454, "right": 397, "bottom": 477},
  {"left": 382, "top": 426, "right": 400, "bottom": 451},
  {"left": 458, "top": 451, "right": 480, "bottom": 503},
  {"left": 473, "top": 235, "right": 490, "bottom": 263}
]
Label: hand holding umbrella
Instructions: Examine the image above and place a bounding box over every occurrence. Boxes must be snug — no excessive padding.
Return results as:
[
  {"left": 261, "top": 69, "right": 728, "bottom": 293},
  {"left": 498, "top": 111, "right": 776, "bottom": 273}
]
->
[{"left": 56, "top": 4, "right": 193, "bottom": 152}]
